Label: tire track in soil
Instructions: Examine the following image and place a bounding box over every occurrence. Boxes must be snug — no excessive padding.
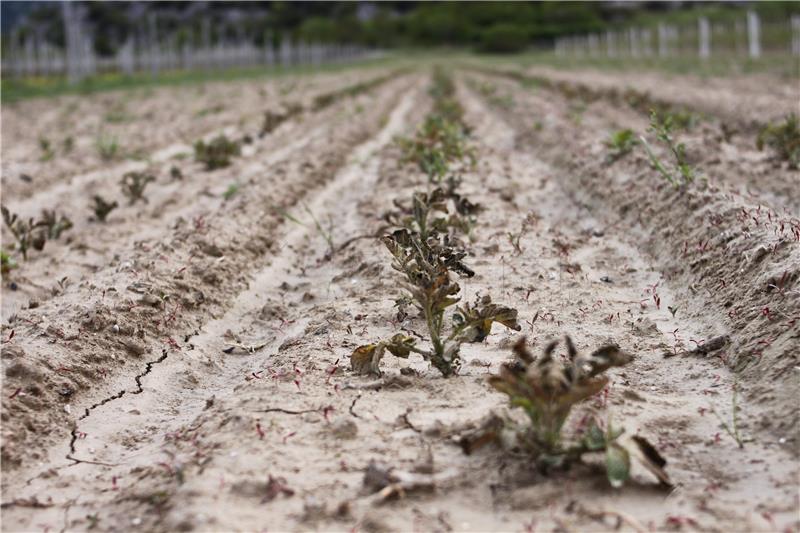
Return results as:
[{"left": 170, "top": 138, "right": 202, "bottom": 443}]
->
[
  {"left": 457, "top": 78, "right": 798, "bottom": 531},
  {"left": 0, "top": 79, "right": 425, "bottom": 533}
]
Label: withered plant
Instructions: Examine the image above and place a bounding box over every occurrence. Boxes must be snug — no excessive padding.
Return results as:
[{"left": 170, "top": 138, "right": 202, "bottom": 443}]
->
[
  {"left": 120, "top": 171, "right": 156, "bottom": 205},
  {"left": 507, "top": 212, "right": 538, "bottom": 256},
  {"left": 386, "top": 184, "right": 482, "bottom": 242},
  {"left": 194, "top": 135, "right": 241, "bottom": 170},
  {"left": 38, "top": 210, "right": 73, "bottom": 239},
  {"left": 351, "top": 229, "right": 519, "bottom": 377},
  {"left": 91, "top": 195, "right": 119, "bottom": 222},
  {"left": 470, "top": 337, "right": 670, "bottom": 488},
  {"left": 2, "top": 207, "right": 39, "bottom": 260},
  {"left": 2, "top": 206, "right": 72, "bottom": 260}
]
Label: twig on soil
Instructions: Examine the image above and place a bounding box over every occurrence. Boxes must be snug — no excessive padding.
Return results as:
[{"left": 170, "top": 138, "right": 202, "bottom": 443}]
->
[
  {"left": 577, "top": 505, "right": 648, "bottom": 533},
  {"left": 222, "top": 341, "right": 269, "bottom": 354},
  {"left": 252, "top": 407, "right": 320, "bottom": 415},
  {"left": 342, "top": 375, "right": 414, "bottom": 391},
  {"left": 349, "top": 392, "right": 363, "bottom": 418},
  {"left": 0, "top": 497, "right": 55, "bottom": 509},
  {"left": 663, "top": 335, "right": 729, "bottom": 358}
]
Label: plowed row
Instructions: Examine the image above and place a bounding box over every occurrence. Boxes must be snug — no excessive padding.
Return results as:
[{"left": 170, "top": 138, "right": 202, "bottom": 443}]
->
[{"left": 1, "top": 64, "right": 797, "bottom": 532}]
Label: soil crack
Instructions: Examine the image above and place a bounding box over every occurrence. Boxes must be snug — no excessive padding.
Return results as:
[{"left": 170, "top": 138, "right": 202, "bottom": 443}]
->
[{"left": 66, "top": 349, "right": 169, "bottom": 464}]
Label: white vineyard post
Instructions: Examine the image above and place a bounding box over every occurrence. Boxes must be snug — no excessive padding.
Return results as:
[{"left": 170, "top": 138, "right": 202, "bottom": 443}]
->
[
  {"left": 642, "top": 28, "right": 653, "bottom": 57},
  {"left": 588, "top": 33, "right": 598, "bottom": 56},
  {"left": 747, "top": 11, "right": 761, "bottom": 59},
  {"left": 658, "top": 23, "right": 668, "bottom": 57},
  {"left": 605, "top": 31, "right": 614, "bottom": 58},
  {"left": 698, "top": 17, "right": 711, "bottom": 59},
  {"left": 629, "top": 27, "right": 639, "bottom": 58},
  {"left": 793, "top": 15, "right": 800, "bottom": 56},
  {"left": 62, "top": 1, "right": 84, "bottom": 84}
]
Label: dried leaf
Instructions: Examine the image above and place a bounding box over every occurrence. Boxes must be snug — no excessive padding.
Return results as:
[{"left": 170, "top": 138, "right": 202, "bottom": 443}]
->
[{"left": 350, "top": 344, "right": 386, "bottom": 376}]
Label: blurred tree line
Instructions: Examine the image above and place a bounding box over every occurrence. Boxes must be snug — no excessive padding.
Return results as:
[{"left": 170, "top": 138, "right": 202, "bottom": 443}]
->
[{"left": 4, "top": 1, "right": 799, "bottom": 55}]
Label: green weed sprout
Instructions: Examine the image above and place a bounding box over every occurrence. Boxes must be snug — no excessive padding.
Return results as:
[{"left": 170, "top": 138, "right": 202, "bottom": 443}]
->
[
  {"left": 96, "top": 134, "right": 120, "bottom": 161},
  {"left": 39, "top": 137, "right": 54, "bottom": 161},
  {"left": 757, "top": 114, "right": 800, "bottom": 169},
  {"left": 605, "top": 128, "right": 638, "bottom": 164},
  {"left": 223, "top": 183, "right": 240, "bottom": 201},
  {"left": 640, "top": 110, "right": 697, "bottom": 187},
  {"left": 1, "top": 251, "right": 17, "bottom": 275}
]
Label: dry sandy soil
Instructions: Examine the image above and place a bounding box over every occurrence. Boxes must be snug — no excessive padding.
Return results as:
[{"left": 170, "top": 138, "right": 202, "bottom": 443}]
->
[{"left": 1, "top": 61, "right": 798, "bottom": 532}]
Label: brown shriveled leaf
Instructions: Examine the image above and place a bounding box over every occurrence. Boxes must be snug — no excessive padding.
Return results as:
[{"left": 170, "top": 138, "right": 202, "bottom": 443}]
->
[
  {"left": 454, "top": 295, "right": 521, "bottom": 343},
  {"left": 350, "top": 343, "right": 386, "bottom": 376},
  {"left": 384, "top": 334, "right": 416, "bottom": 358},
  {"left": 458, "top": 412, "right": 505, "bottom": 455}
]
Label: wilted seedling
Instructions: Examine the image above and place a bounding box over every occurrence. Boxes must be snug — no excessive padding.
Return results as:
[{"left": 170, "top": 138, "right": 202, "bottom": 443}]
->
[
  {"left": 2, "top": 206, "right": 41, "bottom": 259},
  {"left": 38, "top": 210, "right": 73, "bottom": 239},
  {"left": 120, "top": 171, "right": 156, "bottom": 205},
  {"left": 39, "top": 137, "right": 54, "bottom": 162},
  {"left": 388, "top": 186, "right": 481, "bottom": 242},
  {"left": 453, "top": 294, "right": 521, "bottom": 343},
  {"left": 476, "top": 336, "right": 670, "bottom": 488},
  {"left": 194, "top": 135, "right": 241, "bottom": 170},
  {"left": 351, "top": 229, "right": 519, "bottom": 377},
  {"left": 605, "top": 129, "right": 638, "bottom": 164},
  {"left": 91, "top": 195, "right": 118, "bottom": 222},
  {"left": 259, "top": 103, "right": 303, "bottom": 138},
  {"left": 96, "top": 134, "right": 120, "bottom": 162},
  {"left": 640, "top": 110, "right": 697, "bottom": 187},
  {"left": 507, "top": 212, "right": 538, "bottom": 256},
  {"left": 757, "top": 114, "right": 800, "bottom": 169},
  {"left": 260, "top": 110, "right": 286, "bottom": 137}
]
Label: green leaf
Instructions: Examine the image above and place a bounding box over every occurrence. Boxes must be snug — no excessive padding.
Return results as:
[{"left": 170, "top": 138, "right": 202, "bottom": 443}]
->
[
  {"left": 583, "top": 422, "right": 606, "bottom": 451},
  {"left": 606, "top": 443, "right": 631, "bottom": 488}
]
